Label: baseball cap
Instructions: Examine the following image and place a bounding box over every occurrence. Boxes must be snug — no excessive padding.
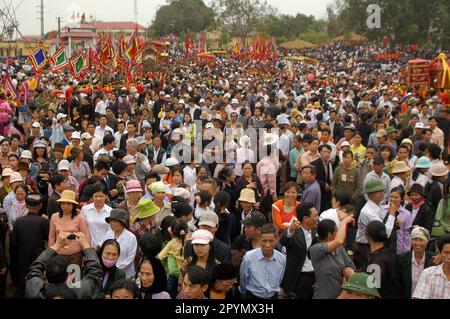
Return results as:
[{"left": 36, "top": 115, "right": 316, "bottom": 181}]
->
[
  {"left": 376, "top": 129, "right": 387, "bottom": 138},
  {"left": 81, "top": 132, "right": 93, "bottom": 140},
  {"left": 71, "top": 132, "right": 81, "bottom": 140},
  {"left": 415, "top": 122, "right": 425, "bottom": 129},
  {"left": 56, "top": 113, "right": 68, "bottom": 120},
  {"left": 32, "top": 122, "right": 41, "bottom": 128},
  {"left": 241, "top": 211, "right": 266, "bottom": 228},
  {"left": 58, "top": 160, "right": 70, "bottom": 171},
  {"left": 20, "top": 150, "right": 32, "bottom": 160},
  {"left": 198, "top": 210, "right": 219, "bottom": 228},
  {"left": 191, "top": 229, "right": 214, "bottom": 245}
]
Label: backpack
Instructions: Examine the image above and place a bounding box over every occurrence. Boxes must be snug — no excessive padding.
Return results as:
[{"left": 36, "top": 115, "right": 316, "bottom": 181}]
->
[{"left": 431, "top": 199, "right": 450, "bottom": 237}]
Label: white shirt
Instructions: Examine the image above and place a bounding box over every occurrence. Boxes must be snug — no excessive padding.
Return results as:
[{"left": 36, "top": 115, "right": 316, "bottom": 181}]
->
[
  {"left": 319, "top": 208, "right": 340, "bottom": 228},
  {"left": 95, "top": 100, "right": 107, "bottom": 115},
  {"left": 89, "top": 135, "right": 103, "bottom": 153},
  {"left": 183, "top": 165, "right": 197, "bottom": 188},
  {"left": 152, "top": 147, "right": 166, "bottom": 164},
  {"left": 81, "top": 203, "right": 112, "bottom": 248},
  {"left": 114, "top": 130, "right": 127, "bottom": 148},
  {"left": 356, "top": 200, "right": 395, "bottom": 244},
  {"left": 235, "top": 146, "right": 255, "bottom": 176},
  {"left": 389, "top": 176, "right": 405, "bottom": 193},
  {"left": 93, "top": 147, "right": 117, "bottom": 164},
  {"left": 301, "top": 227, "right": 314, "bottom": 272},
  {"left": 279, "top": 133, "right": 290, "bottom": 157},
  {"left": 95, "top": 125, "right": 114, "bottom": 139},
  {"left": 409, "top": 173, "right": 429, "bottom": 189},
  {"left": 102, "top": 229, "right": 137, "bottom": 278}
]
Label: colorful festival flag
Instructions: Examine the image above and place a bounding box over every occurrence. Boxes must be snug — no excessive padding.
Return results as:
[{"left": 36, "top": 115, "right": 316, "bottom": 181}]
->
[
  {"left": 70, "top": 55, "right": 85, "bottom": 77},
  {"left": 125, "top": 29, "right": 139, "bottom": 65},
  {"left": 50, "top": 47, "right": 68, "bottom": 71},
  {"left": 28, "top": 43, "right": 48, "bottom": 72}
]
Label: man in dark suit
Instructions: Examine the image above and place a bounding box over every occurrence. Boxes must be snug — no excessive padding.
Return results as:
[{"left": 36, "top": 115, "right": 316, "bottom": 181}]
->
[
  {"left": 280, "top": 202, "right": 319, "bottom": 299},
  {"left": 119, "top": 121, "right": 138, "bottom": 151},
  {"left": 10, "top": 193, "right": 49, "bottom": 298},
  {"left": 396, "top": 226, "right": 435, "bottom": 299},
  {"left": 311, "top": 144, "right": 333, "bottom": 212},
  {"left": 147, "top": 135, "right": 166, "bottom": 166}
]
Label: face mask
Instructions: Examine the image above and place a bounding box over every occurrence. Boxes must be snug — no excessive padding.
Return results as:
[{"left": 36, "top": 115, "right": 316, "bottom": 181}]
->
[{"left": 102, "top": 257, "right": 117, "bottom": 268}]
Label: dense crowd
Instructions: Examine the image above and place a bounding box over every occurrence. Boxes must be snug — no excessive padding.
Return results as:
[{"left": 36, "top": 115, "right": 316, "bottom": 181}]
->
[{"left": 0, "top": 42, "right": 449, "bottom": 300}]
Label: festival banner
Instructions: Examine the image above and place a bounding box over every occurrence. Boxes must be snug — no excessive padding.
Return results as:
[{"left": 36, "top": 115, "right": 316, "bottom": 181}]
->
[
  {"left": 372, "top": 53, "right": 401, "bottom": 60},
  {"left": 28, "top": 43, "right": 48, "bottom": 72},
  {"left": 50, "top": 46, "right": 69, "bottom": 71}
]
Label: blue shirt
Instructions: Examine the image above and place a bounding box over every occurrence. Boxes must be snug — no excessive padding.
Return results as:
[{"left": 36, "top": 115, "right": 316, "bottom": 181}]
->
[
  {"left": 302, "top": 180, "right": 321, "bottom": 213},
  {"left": 289, "top": 147, "right": 302, "bottom": 178},
  {"left": 239, "top": 248, "right": 286, "bottom": 298}
]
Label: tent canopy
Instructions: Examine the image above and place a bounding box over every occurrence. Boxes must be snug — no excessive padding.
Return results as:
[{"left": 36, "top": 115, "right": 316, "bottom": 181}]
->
[
  {"left": 334, "top": 32, "right": 367, "bottom": 42},
  {"left": 279, "top": 39, "right": 316, "bottom": 50}
]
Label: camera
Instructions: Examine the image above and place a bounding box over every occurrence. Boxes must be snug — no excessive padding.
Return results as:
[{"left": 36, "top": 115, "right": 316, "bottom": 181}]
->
[{"left": 67, "top": 234, "right": 77, "bottom": 240}]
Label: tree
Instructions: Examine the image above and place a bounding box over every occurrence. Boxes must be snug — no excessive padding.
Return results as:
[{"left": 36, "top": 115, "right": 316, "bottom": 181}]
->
[
  {"left": 150, "top": 0, "right": 215, "bottom": 37},
  {"left": 211, "top": 0, "right": 275, "bottom": 42},
  {"left": 333, "top": 0, "right": 450, "bottom": 48}
]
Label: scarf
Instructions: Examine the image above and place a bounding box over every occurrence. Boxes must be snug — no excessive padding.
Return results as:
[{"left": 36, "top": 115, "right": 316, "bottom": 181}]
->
[{"left": 411, "top": 197, "right": 425, "bottom": 210}]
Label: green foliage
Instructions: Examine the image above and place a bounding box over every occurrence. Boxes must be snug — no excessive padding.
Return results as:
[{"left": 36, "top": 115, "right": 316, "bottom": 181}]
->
[
  {"left": 211, "top": 0, "right": 274, "bottom": 40},
  {"left": 150, "top": 0, "right": 215, "bottom": 37},
  {"left": 332, "top": 0, "right": 450, "bottom": 48},
  {"left": 301, "top": 31, "right": 330, "bottom": 44}
]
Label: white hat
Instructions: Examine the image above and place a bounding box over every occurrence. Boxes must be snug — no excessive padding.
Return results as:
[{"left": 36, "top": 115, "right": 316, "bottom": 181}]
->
[
  {"left": 81, "top": 132, "right": 93, "bottom": 140},
  {"left": 173, "top": 187, "right": 191, "bottom": 200},
  {"left": 239, "top": 135, "right": 251, "bottom": 147},
  {"left": 178, "top": 99, "right": 185, "bottom": 105},
  {"left": 58, "top": 160, "right": 70, "bottom": 171},
  {"left": 205, "top": 123, "right": 214, "bottom": 129},
  {"left": 191, "top": 229, "right": 214, "bottom": 245},
  {"left": 392, "top": 97, "right": 399, "bottom": 102},
  {"left": 123, "top": 155, "right": 137, "bottom": 165},
  {"left": 231, "top": 98, "right": 239, "bottom": 105},
  {"left": 415, "top": 122, "right": 425, "bottom": 129},
  {"left": 263, "top": 133, "right": 278, "bottom": 146},
  {"left": 80, "top": 93, "right": 87, "bottom": 99},
  {"left": 164, "top": 158, "right": 179, "bottom": 167},
  {"left": 341, "top": 141, "right": 351, "bottom": 147},
  {"left": 58, "top": 94, "right": 66, "bottom": 99},
  {"left": 165, "top": 94, "right": 171, "bottom": 99},
  {"left": 31, "top": 122, "right": 41, "bottom": 128},
  {"left": 278, "top": 118, "right": 290, "bottom": 126},
  {"left": 10, "top": 172, "right": 23, "bottom": 184},
  {"left": 71, "top": 132, "right": 81, "bottom": 140},
  {"left": 56, "top": 113, "right": 68, "bottom": 120},
  {"left": 20, "top": 150, "right": 32, "bottom": 160},
  {"left": 199, "top": 99, "right": 205, "bottom": 104}
]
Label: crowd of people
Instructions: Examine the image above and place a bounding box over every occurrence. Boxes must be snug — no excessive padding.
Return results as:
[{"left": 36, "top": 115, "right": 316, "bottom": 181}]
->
[{"left": 0, "top": 41, "right": 449, "bottom": 300}]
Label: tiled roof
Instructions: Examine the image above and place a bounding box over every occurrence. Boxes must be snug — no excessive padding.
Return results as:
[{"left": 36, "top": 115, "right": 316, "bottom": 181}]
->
[{"left": 94, "top": 22, "right": 146, "bottom": 30}]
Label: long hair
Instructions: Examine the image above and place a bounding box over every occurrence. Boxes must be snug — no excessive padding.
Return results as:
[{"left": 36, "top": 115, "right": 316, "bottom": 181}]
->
[
  {"left": 189, "top": 242, "right": 216, "bottom": 274},
  {"left": 137, "top": 257, "right": 167, "bottom": 297},
  {"left": 58, "top": 202, "right": 78, "bottom": 219}
]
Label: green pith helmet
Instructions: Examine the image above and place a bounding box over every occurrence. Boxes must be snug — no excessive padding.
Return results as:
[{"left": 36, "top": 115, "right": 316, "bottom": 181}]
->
[
  {"left": 363, "top": 179, "right": 385, "bottom": 194},
  {"left": 342, "top": 273, "right": 381, "bottom": 298}
]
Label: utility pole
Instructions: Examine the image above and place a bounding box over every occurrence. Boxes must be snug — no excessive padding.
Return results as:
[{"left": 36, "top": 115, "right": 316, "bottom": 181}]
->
[
  {"left": 36, "top": 0, "right": 44, "bottom": 37},
  {"left": 57, "top": 17, "right": 61, "bottom": 39},
  {"left": 134, "top": 0, "right": 138, "bottom": 26}
]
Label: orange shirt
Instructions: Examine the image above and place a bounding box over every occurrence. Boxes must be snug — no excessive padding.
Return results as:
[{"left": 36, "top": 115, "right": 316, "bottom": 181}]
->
[{"left": 272, "top": 199, "right": 300, "bottom": 233}]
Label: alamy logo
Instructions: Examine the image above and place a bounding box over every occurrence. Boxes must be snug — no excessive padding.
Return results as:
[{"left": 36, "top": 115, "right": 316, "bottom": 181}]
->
[
  {"left": 366, "top": 264, "right": 381, "bottom": 289},
  {"left": 66, "top": 264, "right": 81, "bottom": 289},
  {"left": 367, "top": 4, "right": 381, "bottom": 29}
]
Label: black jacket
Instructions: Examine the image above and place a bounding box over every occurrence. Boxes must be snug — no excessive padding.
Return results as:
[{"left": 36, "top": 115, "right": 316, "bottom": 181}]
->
[
  {"left": 311, "top": 158, "right": 333, "bottom": 212},
  {"left": 25, "top": 247, "right": 103, "bottom": 299},
  {"left": 405, "top": 202, "right": 435, "bottom": 232},
  {"left": 279, "top": 227, "right": 318, "bottom": 294},
  {"left": 47, "top": 192, "right": 61, "bottom": 219},
  {"left": 395, "top": 250, "right": 434, "bottom": 299},
  {"left": 148, "top": 146, "right": 166, "bottom": 165},
  {"left": 184, "top": 238, "right": 231, "bottom": 263},
  {"left": 425, "top": 180, "right": 444, "bottom": 213},
  {"left": 362, "top": 247, "right": 399, "bottom": 299},
  {"left": 10, "top": 214, "right": 49, "bottom": 290}
]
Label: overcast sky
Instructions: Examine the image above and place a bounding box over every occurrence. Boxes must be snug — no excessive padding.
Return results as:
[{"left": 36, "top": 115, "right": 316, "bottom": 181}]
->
[{"left": 3, "top": 0, "right": 333, "bottom": 36}]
